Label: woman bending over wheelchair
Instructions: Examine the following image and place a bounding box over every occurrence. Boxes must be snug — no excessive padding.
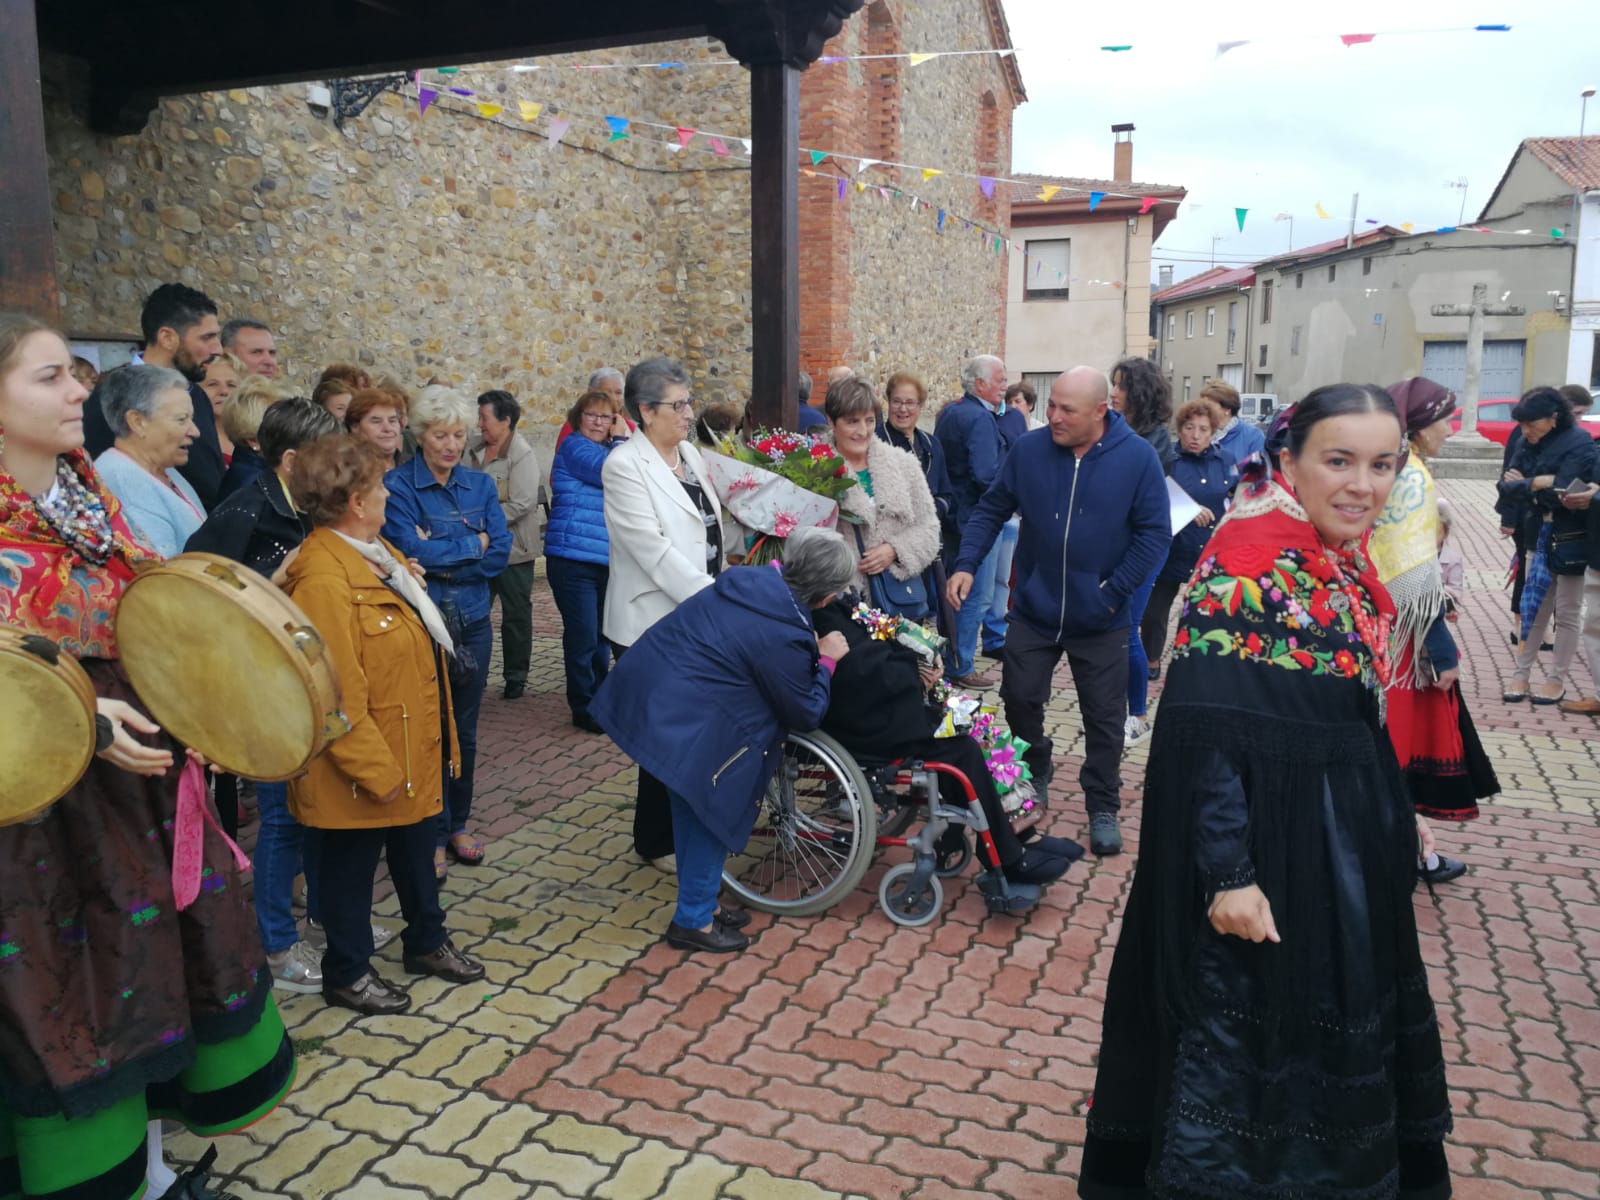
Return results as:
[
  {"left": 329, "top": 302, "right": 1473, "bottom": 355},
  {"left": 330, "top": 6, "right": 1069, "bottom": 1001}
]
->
[{"left": 811, "top": 601, "right": 1083, "bottom": 888}]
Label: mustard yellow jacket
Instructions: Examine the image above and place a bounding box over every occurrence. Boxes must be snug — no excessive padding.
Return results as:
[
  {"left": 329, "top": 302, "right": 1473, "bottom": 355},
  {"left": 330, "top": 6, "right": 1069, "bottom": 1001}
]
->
[{"left": 284, "top": 528, "right": 460, "bottom": 829}]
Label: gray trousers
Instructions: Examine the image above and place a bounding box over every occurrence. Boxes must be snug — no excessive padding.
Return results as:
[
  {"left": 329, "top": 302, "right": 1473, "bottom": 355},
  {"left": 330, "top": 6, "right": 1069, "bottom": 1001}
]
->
[{"left": 999, "top": 617, "right": 1128, "bottom": 816}]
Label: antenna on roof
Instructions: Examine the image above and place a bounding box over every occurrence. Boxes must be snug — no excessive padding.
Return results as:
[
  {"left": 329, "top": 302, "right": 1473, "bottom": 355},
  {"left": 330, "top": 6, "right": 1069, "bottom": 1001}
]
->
[{"left": 1445, "top": 178, "right": 1469, "bottom": 226}]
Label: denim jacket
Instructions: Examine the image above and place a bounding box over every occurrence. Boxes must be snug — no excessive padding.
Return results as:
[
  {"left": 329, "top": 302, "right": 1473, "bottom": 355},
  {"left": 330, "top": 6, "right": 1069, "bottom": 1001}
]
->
[{"left": 381, "top": 455, "right": 512, "bottom": 623}]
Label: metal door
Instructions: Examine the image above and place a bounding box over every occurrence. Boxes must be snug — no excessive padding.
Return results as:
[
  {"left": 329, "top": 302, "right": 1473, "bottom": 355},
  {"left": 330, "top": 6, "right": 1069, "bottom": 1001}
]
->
[{"left": 1421, "top": 340, "right": 1525, "bottom": 400}]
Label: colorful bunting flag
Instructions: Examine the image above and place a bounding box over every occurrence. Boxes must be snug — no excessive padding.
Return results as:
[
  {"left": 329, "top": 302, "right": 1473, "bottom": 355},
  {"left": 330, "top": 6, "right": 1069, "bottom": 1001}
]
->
[
  {"left": 979, "top": 177, "right": 996, "bottom": 199},
  {"left": 1475, "top": 24, "right": 1511, "bottom": 31},
  {"left": 838, "top": 177, "right": 847, "bottom": 199},
  {"left": 1037, "top": 185, "right": 1061, "bottom": 202},
  {"left": 437, "top": 68, "right": 460, "bottom": 75},
  {"left": 709, "top": 138, "right": 729, "bottom": 157},
  {"left": 1315, "top": 202, "right": 1332, "bottom": 219},
  {"left": 1139, "top": 196, "right": 1159, "bottom": 215},
  {"left": 740, "top": 139, "right": 752, "bottom": 155},
  {"left": 879, "top": 187, "right": 890, "bottom": 200},
  {"left": 476, "top": 103, "right": 503, "bottom": 119},
  {"left": 810, "top": 150, "right": 828, "bottom": 165},
  {"left": 417, "top": 88, "right": 438, "bottom": 116},
  {"left": 1235, "top": 207, "right": 1247, "bottom": 231},
  {"left": 1088, "top": 192, "right": 1105, "bottom": 211},
  {"left": 1100, "top": 45, "right": 1133, "bottom": 52},
  {"left": 449, "top": 88, "right": 475, "bottom": 97},
  {"left": 937, "top": 209, "right": 946, "bottom": 232},
  {"left": 518, "top": 101, "right": 542, "bottom": 122},
  {"left": 1216, "top": 40, "right": 1250, "bottom": 57},
  {"left": 604, "top": 116, "right": 629, "bottom": 141},
  {"left": 856, "top": 182, "right": 866, "bottom": 193},
  {"left": 545, "top": 117, "right": 570, "bottom": 149},
  {"left": 1339, "top": 34, "right": 1375, "bottom": 46},
  {"left": 1552, "top": 228, "right": 1566, "bottom": 238},
  {"left": 922, "top": 168, "right": 942, "bottom": 182},
  {"left": 1401, "top": 223, "right": 1414, "bottom": 232},
  {"left": 676, "top": 127, "right": 695, "bottom": 148},
  {"left": 856, "top": 158, "right": 880, "bottom": 174},
  {"left": 908, "top": 53, "right": 938, "bottom": 66}
]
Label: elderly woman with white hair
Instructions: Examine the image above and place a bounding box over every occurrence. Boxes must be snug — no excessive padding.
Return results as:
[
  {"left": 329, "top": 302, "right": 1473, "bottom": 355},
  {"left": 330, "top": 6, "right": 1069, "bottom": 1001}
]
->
[
  {"left": 93, "top": 363, "right": 205, "bottom": 557},
  {"left": 591, "top": 527, "right": 856, "bottom": 955},
  {"left": 381, "top": 384, "right": 512, "bottom": 877}
]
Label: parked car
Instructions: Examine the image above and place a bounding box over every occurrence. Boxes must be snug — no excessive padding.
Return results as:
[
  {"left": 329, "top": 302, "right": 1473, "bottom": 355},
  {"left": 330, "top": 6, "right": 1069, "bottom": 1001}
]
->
[
  {"left": 1447, "top": 400, "right": 1517, "bottom": 447},
  {"left": 1239, "top": 393, "right": 1278, "bottom": 429}
]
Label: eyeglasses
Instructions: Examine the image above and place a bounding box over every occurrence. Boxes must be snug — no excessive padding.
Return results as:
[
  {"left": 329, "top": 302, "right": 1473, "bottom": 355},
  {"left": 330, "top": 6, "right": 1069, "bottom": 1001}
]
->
[
  {"left": 887, "top": 398, "right": 923, "bottom": 409},
  {"left": 581, "top": 411, "right": 614, "bottom": 424},
  {"left": 649, "top": 399, "right": 695, "bottom": 414}
]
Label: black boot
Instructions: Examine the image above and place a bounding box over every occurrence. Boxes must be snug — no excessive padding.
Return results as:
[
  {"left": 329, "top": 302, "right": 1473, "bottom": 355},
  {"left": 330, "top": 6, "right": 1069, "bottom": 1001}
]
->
[{"left": 168, "top": 1146, "right": 242, "bottom": 1200}]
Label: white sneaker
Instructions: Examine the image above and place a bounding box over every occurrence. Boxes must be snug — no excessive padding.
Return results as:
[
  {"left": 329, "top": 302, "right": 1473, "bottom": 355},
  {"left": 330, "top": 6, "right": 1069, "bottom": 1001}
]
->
[
  {"left": 266, "top": 940, "right": 323, "bottom": 994},
  {"left": 303, "top": 918, "right": 397, "bottom": 952},
  {"left": 1124, "top": 715, "right": 1151, "bottom": 745}
]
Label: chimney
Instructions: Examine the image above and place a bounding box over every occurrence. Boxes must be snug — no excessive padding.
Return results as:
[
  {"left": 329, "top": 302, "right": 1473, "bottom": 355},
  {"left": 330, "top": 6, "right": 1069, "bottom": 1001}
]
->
[
  {"left": 1112, "top": 123, "right": 1135, "bottom": 183},
  {"left": 1158, "top": 264, "right": 1174, "bottom": 289}
]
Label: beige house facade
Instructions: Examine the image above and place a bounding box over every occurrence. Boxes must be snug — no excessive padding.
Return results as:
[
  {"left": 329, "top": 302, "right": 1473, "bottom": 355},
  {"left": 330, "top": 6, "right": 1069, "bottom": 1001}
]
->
[
  {"left": 1004, "top": 128, "right": 1184, "bottom": 397},
  {"left": 1149, "top": 265, "right": 1254, "bottom": 406}
]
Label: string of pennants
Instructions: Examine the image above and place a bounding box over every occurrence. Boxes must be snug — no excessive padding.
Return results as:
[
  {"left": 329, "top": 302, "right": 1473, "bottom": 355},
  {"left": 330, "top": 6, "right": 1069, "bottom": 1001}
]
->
[{"left": 424, "top": 23, "right": 1513, "bottom": 73}]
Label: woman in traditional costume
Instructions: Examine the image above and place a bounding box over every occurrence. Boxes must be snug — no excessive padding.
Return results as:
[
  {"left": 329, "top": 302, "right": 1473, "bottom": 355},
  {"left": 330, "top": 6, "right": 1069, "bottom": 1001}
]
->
[
  {"left": 1370, "top": 379, "right": 1497, "bottom": 885},
  {"left": 0, "top": 314, "right": 294, "bottom": 1200},
  {"left": 1079, "top": 384, "right": 1452, "bottom": 1200}
]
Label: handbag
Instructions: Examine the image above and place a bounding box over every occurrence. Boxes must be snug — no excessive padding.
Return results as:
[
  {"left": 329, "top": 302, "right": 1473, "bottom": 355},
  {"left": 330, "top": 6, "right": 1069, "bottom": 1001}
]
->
[
  {"left": 852, "top": 524, "right": 929, "bottom": 618},
  {"left": 1549, "top": 529, "right": 1588, "bottom": 577}
]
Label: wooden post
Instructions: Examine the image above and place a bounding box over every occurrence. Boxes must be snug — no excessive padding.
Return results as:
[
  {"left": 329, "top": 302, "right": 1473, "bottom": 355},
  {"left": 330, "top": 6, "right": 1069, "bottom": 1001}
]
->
[
  {"left": 0, "top": 0, "right": 60, "bottom": 320},
  {"left": 749, "top": 62, "right": 801, "bottom": 432}
]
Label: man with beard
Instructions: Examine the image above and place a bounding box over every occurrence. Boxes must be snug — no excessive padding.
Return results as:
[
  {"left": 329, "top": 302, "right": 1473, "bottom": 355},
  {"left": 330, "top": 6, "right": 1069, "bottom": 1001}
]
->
[{"left": 86, "top": 283, "right": 228, "bottom": 507}]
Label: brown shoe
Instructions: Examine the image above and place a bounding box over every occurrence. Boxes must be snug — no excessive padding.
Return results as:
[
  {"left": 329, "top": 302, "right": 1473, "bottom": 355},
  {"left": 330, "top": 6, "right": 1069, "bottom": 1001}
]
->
[
  {"left": 1530, "top": 681, "right": 1567, "bottom": 706},
  {"left": 403, "top": 937, "right": 486, "bottom": 983},
  {"left": 324, "top": 971, "right": 412, "bottom": 1015},
  {"left": 948, "top": 671, "right": 997, "bottom": 690},
  {"left": 1559, "top": 696, "right": 1600, "bottom": 715}
]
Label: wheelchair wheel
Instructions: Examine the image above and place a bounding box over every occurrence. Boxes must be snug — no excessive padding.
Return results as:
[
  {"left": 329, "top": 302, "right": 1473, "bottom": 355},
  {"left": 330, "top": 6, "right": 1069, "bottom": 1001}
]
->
[
  {"left": 879, "top": 862, "right": 943, "bottom": 927},
  {"left": 934, "top": 831, "right": 972, "bottom": 878},
  {"left": 721, "top": 729, "right": 878, "bottom": 916}
]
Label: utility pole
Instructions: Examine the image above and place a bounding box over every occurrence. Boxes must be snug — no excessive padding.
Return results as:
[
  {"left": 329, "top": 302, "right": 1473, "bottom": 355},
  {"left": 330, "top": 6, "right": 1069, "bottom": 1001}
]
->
[
  {"left": 1210, "top": 235, "right": 1220, "bottom": 267},
  {"left": 1430, "top": 282, "right": 1526, "bottom": 476},
  {"left": 1346, "top": 192, "right": 1359, "bottom": 250}
]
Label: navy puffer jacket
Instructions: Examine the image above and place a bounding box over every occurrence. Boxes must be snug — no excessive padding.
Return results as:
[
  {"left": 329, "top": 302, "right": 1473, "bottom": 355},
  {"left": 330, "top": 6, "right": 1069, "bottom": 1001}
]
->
[{"left": 545, "top": 432, "right": 619, "bottom": 565}]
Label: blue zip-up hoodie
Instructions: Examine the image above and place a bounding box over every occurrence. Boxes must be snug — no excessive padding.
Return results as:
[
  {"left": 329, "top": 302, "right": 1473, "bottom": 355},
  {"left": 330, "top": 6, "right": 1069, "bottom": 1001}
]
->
[{"left": 955, "top": 411, "right": 1170, "bottom": 640}]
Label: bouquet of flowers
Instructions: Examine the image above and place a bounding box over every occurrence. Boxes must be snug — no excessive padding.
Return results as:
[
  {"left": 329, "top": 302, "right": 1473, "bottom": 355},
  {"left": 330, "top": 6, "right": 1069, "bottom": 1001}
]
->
[
  {"left": 851, "top": 602, "right": 948, "bottom": 666},
  {"left": 931, "top": 692, "right": 1040, "bottom": 822},
  {"left": 701, "top": 429, "right": 857, "bottom": 565}
]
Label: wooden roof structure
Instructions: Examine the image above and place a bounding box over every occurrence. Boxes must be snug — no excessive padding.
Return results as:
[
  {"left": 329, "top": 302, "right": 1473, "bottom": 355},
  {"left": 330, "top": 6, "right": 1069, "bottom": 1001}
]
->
[{"left": 3, "top": 0, "right": 867, "bottom": 427}]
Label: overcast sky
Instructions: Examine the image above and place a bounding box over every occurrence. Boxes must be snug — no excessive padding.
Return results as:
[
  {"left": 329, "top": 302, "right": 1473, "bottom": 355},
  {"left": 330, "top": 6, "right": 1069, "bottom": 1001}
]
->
[{"left": 1004, "top": 0, "right": 1600, "bottom": 285}]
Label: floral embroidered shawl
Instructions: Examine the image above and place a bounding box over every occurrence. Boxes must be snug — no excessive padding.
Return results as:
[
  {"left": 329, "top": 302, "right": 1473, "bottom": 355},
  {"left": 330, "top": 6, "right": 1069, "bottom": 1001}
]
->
[{"left": 0, "top": 450, "right": 159, "bottom": 658}]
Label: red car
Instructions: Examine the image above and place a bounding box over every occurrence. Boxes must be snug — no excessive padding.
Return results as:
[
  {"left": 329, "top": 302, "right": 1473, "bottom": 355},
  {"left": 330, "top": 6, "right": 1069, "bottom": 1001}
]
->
[{"left": 1448, "top": 399, "right": 1517, "bottom": 446}]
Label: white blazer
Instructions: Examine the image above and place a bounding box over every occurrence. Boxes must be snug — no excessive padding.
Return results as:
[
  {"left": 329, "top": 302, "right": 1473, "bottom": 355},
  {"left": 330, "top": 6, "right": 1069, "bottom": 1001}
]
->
[{"left": 601, "top": 433, "right": 723, "bottom": 646}]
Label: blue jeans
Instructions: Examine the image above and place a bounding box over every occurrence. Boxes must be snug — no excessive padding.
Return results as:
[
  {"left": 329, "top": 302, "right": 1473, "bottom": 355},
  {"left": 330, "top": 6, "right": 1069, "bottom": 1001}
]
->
[
  {"left": 984, "top": 517, "right": 1019, "bottom": 652},
  {"left": 440, "top": 614, "right": 493, "bottom": 845},
  {"left": 668, "top": 790, "right": 727, "bottom": 930},
  {"left": 546, "top": 556, "right": 611, "bottom": 718},
  {"left": 952, "top": 536, "right": 1003, "bottom": 678},
  {"left": 251, "top": 780, "right": 304, "bottom": 954},
  {"left": 1125, "top": 567, "right": 1160, "bottom": 717}
]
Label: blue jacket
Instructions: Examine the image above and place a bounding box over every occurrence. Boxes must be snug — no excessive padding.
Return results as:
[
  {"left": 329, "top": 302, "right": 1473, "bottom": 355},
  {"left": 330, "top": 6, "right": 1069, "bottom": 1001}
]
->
[
  {"left": 590, "top": 565, "right": 834, "bottom": 853},
  {"left": 878, "top": 421, "right": 956, "bottom": 526},
  {"left": 955, "top": 411, "right": 1170, "bottom": 640},
  {"left": 797, "top": 405, "right": 827, "bottom": 432},
  {"left": 216, "top": 442, "right": 266, "bottom": 503},
  {"left": 380, "top": 455, "right": 512, "bottom": 623},
  {"left": 1161, "top": 444, "right": 1239, "bottom": 583},
  {"left": 1215, "top": 417, "right": 1266, "bottom": 466},
  {"left": 935, "top": 393, "right": 1014, "bottom": 529},
  {"left": 545, "top": 433, "right": 619, "bottom": 565}
]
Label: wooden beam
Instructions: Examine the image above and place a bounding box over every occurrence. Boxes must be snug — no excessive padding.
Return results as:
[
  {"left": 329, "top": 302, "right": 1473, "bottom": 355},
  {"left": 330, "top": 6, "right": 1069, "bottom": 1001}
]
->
[
  {"left": 0, "top": 0, "right": 60, "bottom": 320},
  {"left": 749, "top": 62, "right": 801, "bottom": 432}
]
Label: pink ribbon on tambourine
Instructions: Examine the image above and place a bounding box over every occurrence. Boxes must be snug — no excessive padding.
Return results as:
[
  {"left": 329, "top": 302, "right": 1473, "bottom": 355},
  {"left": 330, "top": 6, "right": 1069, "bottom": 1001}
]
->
[{"left": 172, "top": 757, "right": 252, "bottom": 911}]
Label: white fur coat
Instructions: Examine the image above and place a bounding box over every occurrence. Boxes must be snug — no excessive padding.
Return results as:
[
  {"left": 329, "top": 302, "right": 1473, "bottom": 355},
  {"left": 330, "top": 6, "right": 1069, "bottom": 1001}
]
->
[{"left": 837, "top": 436, "right": 942, "bottom": 590}]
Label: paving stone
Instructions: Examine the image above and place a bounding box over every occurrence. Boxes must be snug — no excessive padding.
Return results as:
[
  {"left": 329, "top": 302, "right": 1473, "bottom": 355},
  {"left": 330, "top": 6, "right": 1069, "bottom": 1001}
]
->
[
  {"left": 529, "top": 1113, "right": 640, "bottom": 1164},
  {"left": 372, "top": 1144, "right": 485, "bottom": 1195},
  {"left": 592, "top": 1142, "right": 689, "bottom": 1200},
  {"left": 496, "top": 1141, "right": 611, "bottom": 1195},
  {"left": 411, "top": 1093, "right": 515, "bottom": 1157},
  {"left": 281, "top": 1132, "right": 387, "bottom": 1197},
  {"left": 455, "top": 1105, "right": 554, "bottom": 1167},
  {"left": 661, "top": 1154, "right": 742, "bottom": 1198}
]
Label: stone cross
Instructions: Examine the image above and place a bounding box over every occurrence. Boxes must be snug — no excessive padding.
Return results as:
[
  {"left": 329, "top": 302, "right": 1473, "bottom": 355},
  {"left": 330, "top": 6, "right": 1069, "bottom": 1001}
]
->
[{"left": 1430, "top": 282, "right": 1526, "bottom": 438}]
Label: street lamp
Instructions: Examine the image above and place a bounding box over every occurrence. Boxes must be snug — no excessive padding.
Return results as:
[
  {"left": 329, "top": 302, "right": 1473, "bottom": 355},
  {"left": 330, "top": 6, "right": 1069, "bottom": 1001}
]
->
[{"left": 1577, "top": 86, "right": 1596, "bottom": 237}]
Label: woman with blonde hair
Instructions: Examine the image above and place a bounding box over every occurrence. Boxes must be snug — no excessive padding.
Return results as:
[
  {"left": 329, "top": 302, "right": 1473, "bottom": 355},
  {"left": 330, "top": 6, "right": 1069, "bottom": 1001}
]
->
[{"left": 217, "top": 373, "right": 282, "bottom": 500}]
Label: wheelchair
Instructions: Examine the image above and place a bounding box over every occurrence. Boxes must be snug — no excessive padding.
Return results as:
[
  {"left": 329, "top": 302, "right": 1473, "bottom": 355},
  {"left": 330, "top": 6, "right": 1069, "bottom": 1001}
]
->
[{"left": 720, "top": 729, "right": 1043, "bottom": 927}]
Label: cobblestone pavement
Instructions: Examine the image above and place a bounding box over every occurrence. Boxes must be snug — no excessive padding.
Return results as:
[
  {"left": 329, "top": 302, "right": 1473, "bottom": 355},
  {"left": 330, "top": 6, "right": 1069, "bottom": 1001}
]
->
[{"left": 172, "top": 479, "right": 1600, "bottom": 1199}]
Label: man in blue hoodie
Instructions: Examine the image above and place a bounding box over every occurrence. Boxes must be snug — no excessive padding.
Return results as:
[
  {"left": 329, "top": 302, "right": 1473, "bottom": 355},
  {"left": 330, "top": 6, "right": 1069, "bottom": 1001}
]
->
[
  {"left": 936, "top": 354, "right": 1027, "bottom": 686},
  {"left": 947, "top": 366, "right": 1169, "bottom": 856}
]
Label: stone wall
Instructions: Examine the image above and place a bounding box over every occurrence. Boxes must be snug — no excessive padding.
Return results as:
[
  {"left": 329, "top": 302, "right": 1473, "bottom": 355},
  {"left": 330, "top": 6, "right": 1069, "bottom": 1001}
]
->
[{"left": 43, "top": 0, "right": 1015, "bottom": 456}]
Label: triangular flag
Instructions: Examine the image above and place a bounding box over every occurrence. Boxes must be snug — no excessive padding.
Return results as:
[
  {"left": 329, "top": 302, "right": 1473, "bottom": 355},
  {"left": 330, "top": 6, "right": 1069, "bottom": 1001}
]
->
[
  {"left": 476, "top": 103, "right": 503, "bottom": 119},
  {"left": 1315, "top": 202, "right": 1331, "bottom": 219},
  {"left": 417, "top": 88, "right": 438, "bottom": 116},
  {"left": 856, "top": 158, "right": 879, "bottom": 174},
  {"left": 709, "top": 138, "right": 729, "bottom": 158},
  {"left": 1401, "top": 223, "right": 1414, "bottom": 232},
  {"left": 1236, "top": 208, "right": 1247, "bottom": 231},
  {"left": 855, "top": 182, "right": 865, "bottom": 193},
  {"left": 1037, "top": 185, "right": 1061, "bottom": 202},
  {"left": 878, "top": 187, "right": 890, "bottom": 200},
  {"left": 1139, "top": 196, "right": 1158, "bottom": 215},
  {"left": 837, "top": 177, "right": 846, "bottom": 199},
  {"left": 1552, "top": 228, "right": 1566, "bottom": 238},
  {"left": 1034, "top": 261, "right": 1042, "bottom": 275},
  {"left": 937, "top": 209, "right": 946, "bottom": 233},
  {"left": 1216, "top": 40, "right": 1250, "bottom": 57},
  {"left": 656, "top": 62, "right": 685, "bottom": 70},
  {"left": 740, "top": 139, "right": 752, "bottom": 155},
  {"left": 545, "top": 117, "right": 570, "bottom": 149},
  {"left": 922, "top": 168, "right": 942, "bottom": 182},
  {"left": 1088, "top": 192, "right": 1105, "bottom": 211},
  {"left": 979, "top": 177, "right": 996, "bottom": 199},
  {"left": 1365, "top": 218, "right": 1379, "bottom": 225},
  {"left": 449, "top": 88, "right": 474, "bottom": 97},
  {"left": 910, "top": 196, "right": 919, "bottom": 211},
  {"left": 518, "top": 101, "right": 542, "bottom": 122},
  {"left": 604, "top": 116, "right": 629, "bottom": 141},
  {"left": 676, "top": 127, "right": 695, "bottom": 148},
  {"left": 1475, "top": 24, "right": 1511, "bottom": 32},
  {"left": 810, "top": 150, "right": 828, "bottom": 166},
  {"left": 437, "top": 67, "right": 459, "bottom": 75},
  {"left": 908, "top": 53, "right": 937, "bottom": 66},
  {"left": 1436, "top": 226, "right": 1457, "bottom": 233},
  {"left": 801, "top": 169, "right": 817, "bottom": 178},
  {"left": 1100, "top": 45, "right": 1133, "bottom": 52},
  {"left": 1339, "top": 33, "right": 1375, "bottom": 46},
  {"left": 666, "top": 143, "right": 682, "bottom": 154}
]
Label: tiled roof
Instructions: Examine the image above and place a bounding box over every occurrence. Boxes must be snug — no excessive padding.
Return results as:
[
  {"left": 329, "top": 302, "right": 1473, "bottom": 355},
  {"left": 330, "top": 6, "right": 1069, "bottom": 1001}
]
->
[
  {"left": 1252, "top": 226, "right": 1406, "bottom": 267},
  {"left": 1009, "top": 171, "right": 1186, "bottom": 199},
  {"left": 1151, "top": 265, "right": 1254, "bottom": 304},
  {"left": 1522, "top": 137, "right": 1600, "bottom": 191}
]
